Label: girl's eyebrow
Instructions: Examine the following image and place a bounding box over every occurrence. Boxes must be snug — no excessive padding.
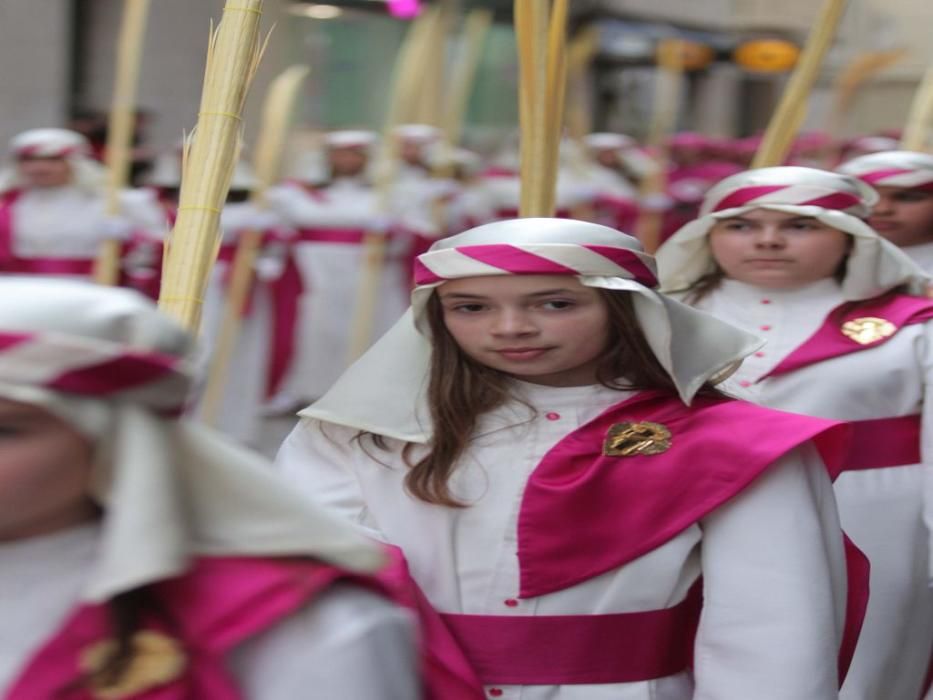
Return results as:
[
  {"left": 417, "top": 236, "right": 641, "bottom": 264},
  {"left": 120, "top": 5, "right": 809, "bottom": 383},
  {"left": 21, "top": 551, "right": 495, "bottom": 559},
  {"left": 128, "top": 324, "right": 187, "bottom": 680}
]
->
[{"left": 440, "top": 288, "right": 580, "bottom": 301}]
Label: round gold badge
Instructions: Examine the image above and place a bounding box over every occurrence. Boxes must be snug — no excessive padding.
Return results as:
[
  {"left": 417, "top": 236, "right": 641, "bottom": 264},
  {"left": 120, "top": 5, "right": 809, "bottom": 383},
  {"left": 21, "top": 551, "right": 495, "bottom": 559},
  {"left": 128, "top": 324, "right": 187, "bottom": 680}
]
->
[
  {"left": 603, "top": 421, "right": 672, "bottom": 457},
  {"left": 840, "top": 317, "right": 896, "bottom": 345},
  {"left": 80, "top": 630, "right": 187, "bottom": 699}
]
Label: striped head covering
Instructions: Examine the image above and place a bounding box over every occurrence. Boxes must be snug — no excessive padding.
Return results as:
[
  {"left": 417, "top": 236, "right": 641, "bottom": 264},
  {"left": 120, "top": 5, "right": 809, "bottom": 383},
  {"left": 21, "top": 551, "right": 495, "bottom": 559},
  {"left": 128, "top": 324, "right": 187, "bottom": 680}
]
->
[
  {"left": 301, "top": 218, "right": 763, "bottom": 442},
  {"left": 657, "top": 166, "right": 929, "bottom": 300},
  {"left": 837, "top": 150, "right": 933, "bottom": 193},
  {"left": 0, "top": 128, "right": 106, "bottom": 193},
  {"left": 0, "top": 277, "right": 382, "bottom": 602}
]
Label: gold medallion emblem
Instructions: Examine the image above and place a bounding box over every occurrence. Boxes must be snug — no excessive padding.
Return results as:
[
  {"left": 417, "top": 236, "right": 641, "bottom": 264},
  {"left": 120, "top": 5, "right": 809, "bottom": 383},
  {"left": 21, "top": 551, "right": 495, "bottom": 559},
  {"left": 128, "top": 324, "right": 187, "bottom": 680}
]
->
[
  {"left": 80, "top": 630, "right": 187, "bottom": 699},
  {"left": 840, "top": 317, "right": 896, "bottom": 345},
  {"left": 603, "top": 421, "right": 672, "bottom": 457}
]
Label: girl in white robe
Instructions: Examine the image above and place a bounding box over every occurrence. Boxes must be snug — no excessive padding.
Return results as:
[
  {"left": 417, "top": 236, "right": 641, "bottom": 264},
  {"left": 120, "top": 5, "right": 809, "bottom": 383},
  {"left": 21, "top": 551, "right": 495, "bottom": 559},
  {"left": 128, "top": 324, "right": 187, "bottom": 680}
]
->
[
  {"left": 275, "top": 217, "right": 862, "bottom": 699},
  {"left": 656, "top": 165, "right": 933, "bottom": 700},
  {"left": 0, "top": 278, "right": 421, "bottom": 699}
]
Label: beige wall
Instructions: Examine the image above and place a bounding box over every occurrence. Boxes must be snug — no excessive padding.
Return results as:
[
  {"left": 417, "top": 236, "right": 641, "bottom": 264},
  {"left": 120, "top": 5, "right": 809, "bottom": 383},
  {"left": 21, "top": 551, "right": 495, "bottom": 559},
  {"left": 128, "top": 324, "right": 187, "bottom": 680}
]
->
[
  {"left": 78, "top": 0, "right": 289, "bottom": 149},
  {"left": 0, "top": 1, "right": 71, "bottom": 146}
]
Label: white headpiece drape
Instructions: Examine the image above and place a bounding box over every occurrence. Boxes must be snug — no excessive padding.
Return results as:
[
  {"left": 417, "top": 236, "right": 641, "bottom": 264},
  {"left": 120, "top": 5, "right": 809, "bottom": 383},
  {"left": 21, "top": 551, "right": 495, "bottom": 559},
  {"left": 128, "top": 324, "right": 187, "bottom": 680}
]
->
[
  {"left": 0, "top": 278, "right": 383, "bottom": 602},
  {"left": 302, "top": 218, "right": 763, "bottom": 442}
]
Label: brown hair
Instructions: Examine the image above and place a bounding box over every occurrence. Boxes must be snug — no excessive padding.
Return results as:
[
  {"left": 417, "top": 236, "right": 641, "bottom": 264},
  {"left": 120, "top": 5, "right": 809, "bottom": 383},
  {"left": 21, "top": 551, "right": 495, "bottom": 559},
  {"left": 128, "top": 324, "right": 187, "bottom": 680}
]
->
[{"left": 400, "top": 288, "right": 721, "bottom": 506}]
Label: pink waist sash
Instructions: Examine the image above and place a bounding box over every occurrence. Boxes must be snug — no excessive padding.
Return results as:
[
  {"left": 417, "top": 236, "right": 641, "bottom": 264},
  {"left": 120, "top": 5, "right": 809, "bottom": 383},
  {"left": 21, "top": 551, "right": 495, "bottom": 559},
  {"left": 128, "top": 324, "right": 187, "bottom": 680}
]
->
[
  {"left": 296, "top": 228, "right": 368, "bottom": 244},
  {"left": 843, "top": 415, "right": 920, "bottom": 471},
  {"left": 1, "top": 257, "right": 94, "bottom": 275},
  {"left": 440, "top": 585, "right": 701, "bottom": 685}
]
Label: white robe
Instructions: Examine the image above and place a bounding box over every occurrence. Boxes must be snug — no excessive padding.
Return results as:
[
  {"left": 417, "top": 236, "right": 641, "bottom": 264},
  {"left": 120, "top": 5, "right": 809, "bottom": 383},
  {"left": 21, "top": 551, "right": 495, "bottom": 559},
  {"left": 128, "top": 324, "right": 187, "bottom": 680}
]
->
[
  {"left": 691, "top": 277, "right": 933, "bottom": 700},
  {"left": 275, "top": 381, "right": 848, "bottom": 699},
  {"left": 0, "top": 523, "right": 418, "bottom": 699},
  {"left": 196, "top": 202, "right": 287, "bottom": 445},
  {"left": 903, "top": 240, "right": 933, "bottom": 275},
  {"left": 9, "top": 186, "right": 166, "bottom": 259},
  {"left": 266, "top": 180, "right": 410, "bottom": 402}
]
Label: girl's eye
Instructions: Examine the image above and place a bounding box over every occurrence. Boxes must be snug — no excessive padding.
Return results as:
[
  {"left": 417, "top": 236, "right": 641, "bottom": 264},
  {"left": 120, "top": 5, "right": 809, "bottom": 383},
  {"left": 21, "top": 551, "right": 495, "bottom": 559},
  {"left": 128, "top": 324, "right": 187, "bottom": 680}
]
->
[
  {"left": 541, "top": 300, "right": 574, "bottom": 310},
  {"left": 894, "top": 191, "right": 931, "bottom": 203},
  {"left": 722, "top": 222, "right": 752, "bottom": 231},
  {"left": 450, "top": 303, "right": 486, "bottom": 313},
  {"left": 787, "top": 221, "right": 820, "bottom": 231}
]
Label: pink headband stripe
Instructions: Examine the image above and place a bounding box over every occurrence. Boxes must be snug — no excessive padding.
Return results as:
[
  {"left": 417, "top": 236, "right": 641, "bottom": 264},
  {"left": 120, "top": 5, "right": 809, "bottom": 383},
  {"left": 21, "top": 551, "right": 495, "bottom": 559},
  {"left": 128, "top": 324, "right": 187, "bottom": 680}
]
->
[
  {"left": 48, "top": 353, "right": 180, "bottom": 397},
  {"left": 856, "top": 168, "right": 933, "bottom": 192},
  {"left": 0, "top": 334, "right": 30, "bottom": 352},
  {"left": 712, "top": 186, "right": 863, "bottom": 213},
  {"left": 457, "top": 244, "right": 580, "bottom": 277},
  {"left": 412, "top": 259, "right": 445, "bottom": 285},
  {"left": 857, "top": 168, "right": 916, "bottom": 184},
  {"left": 0, "top": 332, "right": 181, "bottom": 398},
  {"left": 413, "top": 244, "right": 658, "bottom": 287},
  {"left": 710, "top": 185, "right": 787, "bottom": 212},
  {"left": 584, "top": 245, "right": 658, "bottom": 286},
  {"left": 797, "top": 192, "right": 863, "bottom": 210}
]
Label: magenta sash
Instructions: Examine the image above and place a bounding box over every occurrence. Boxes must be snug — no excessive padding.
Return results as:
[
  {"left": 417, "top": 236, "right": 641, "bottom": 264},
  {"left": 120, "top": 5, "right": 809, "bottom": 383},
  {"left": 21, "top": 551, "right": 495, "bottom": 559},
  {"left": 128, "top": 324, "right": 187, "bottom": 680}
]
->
[
  {"left": 765, "top": 294, "right": 933, "bottom": 377},
  {"left": 517, "top": 392, "right": 850, "bottom": 598},
  {"left": 7, "top": 553, "right": 485, "bottom": 700},
  {"left": 441, "top": 584, "right": 701, "bottom": 685},
  {"left": 843, "top": 415, "right": 920, "bottom": 471},
  {"left": 296, "top": 227, "right": 368, "bottom": 244},
  {"left": 215, "top": 237, "right": 304, "bottom": 398},
  {"left": 0, "top": 189, "right": 22, "bottom": 266},
  {"left": 512, "top": 392, "right": 865, "bottom": 683}
]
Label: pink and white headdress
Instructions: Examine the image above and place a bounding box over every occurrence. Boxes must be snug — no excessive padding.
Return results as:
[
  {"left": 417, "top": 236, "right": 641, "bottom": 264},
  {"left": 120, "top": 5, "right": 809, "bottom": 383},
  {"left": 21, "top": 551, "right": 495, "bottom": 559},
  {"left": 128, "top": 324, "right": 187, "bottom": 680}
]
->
[
  {"left": 657, "top": 166, "right": 929, "bottom": 299},
  {"left": 837, "top": 150, "right": 933, "bottom": 193},
  {"left": 0, "top": 128, "right": 106, "bottom": 193},
  {"left": 302, "top": 218, "right": 763, "bottom": 442},
  {"left": 0, "top": 277, "right": 382, "bottom": 601}
]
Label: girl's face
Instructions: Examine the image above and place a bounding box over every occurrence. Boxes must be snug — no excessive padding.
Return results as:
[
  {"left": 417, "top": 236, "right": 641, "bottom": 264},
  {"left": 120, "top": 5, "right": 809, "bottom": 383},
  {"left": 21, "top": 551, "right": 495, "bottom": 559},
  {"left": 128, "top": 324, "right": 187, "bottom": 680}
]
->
[
  {"left": 868, "top": 185, "right": 933, "bottom": 247},
  {"left": 709, "top": 208, "right": 851, "bottom": 289},
  {"left": 438, "top": 275, "right": 611, "bottom": 387},
  {"left": 0, "top": 398, "right": 97, "bottom": 541}
]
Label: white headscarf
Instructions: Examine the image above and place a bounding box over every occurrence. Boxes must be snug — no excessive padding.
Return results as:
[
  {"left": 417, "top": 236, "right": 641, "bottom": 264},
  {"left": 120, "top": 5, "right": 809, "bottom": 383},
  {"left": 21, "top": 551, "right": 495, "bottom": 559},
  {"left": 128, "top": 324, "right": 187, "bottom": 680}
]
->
[
  {"left": 301, "top": 218, "right": 763, "bottom": 443},
  {"left": 656, "top": 166, "right": 930, "bottom": 299},
  {"left": 0, "top": 278, "right": 383, "bottom": 602},
  {"left": 837, "top": 150, "right": 933, "bottom": 192},
  {"left": 0, "top": 128, "right": 107, "bottom": 194}
]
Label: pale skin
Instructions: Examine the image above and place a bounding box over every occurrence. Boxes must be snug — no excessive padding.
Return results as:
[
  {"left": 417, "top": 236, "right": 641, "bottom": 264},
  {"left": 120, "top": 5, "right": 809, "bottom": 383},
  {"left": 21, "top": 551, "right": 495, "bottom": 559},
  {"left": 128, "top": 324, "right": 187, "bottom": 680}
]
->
[
  {"left": 327, "top": 146, "right": 369, "bottom": 179},
  {"left": 438, "top": 275, "right": 611, "bottom": 387},
  {"left": 868, "top": 185, "right": 933, "bottom": 248},
  {"left": 0, "top": 398, "right": 97, "bottom": 542},
  {"left": 16, "top": 156, "right": 72, "bottom": 189},
  {"left": 708, "top": 208, "right": 851, "bottom": 289}
]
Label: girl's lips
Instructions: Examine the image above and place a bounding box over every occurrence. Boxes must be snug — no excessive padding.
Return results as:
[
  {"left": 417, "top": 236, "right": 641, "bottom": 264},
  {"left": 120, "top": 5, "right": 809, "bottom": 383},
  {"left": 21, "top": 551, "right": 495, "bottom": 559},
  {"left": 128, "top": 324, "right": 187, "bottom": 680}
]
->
[
  {"left": 496, "top": 348, "right": 551, "bottom": 361},
  {"left": 869, "top": 219, "right": 899, "bottom": 232}
]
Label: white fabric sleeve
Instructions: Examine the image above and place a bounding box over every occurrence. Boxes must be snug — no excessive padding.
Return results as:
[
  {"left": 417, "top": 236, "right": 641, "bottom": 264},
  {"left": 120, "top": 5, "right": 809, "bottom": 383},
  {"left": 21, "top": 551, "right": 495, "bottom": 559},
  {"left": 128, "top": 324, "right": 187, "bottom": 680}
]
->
[
  {"left": 228, "top": 583, "right": 420, "bottom": 700},
  {"left": 117, "top": 188, "right": 170, "bottom": 236},
  {"left": 273, "top": 419, "right": 385, "bottom": 540},
  {"left": 919, "top": 321, "right": 933, "bottom": 587},
  {"left": 693, "top": 444, "right": 846, "bottom": 700},
  {"left": 265, "top": 186, "right": 383, "bottom": 230}
]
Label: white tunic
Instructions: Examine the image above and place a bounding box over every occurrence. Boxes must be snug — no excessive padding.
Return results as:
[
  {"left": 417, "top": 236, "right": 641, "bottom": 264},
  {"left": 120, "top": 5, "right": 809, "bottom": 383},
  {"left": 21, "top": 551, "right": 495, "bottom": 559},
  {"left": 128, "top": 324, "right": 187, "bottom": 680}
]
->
[
  {"left": 903, "top": 240, "right": 933, "bottom": 275},
  {"left": 693, "top": 278, "right": 933, "bottom": 700},
  {"left": 0, "top": 523, "right": 418, "bottom": 699},
  {"left": 266, "top": 180, "right": 410, "bottom": 402},
  {"left": 10, "top": 186, "right": 166, "bottom": 259},
  {"left": 275, "top": 381, "right": 847, "bottom": 699},
  {"left": 196, "top": 202, "right": 289, "bottom": 445}
]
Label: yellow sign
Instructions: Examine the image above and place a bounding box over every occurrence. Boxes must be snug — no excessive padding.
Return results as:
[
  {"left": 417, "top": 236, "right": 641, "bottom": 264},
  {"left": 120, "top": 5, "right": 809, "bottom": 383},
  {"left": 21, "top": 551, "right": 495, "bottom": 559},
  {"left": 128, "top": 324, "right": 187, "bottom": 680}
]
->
[{"left": 734, "top": 39, "right": 800, "bottom": 73}]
